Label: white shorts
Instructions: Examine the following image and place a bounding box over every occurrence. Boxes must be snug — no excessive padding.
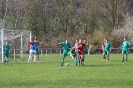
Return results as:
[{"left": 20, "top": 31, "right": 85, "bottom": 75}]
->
[{"left": 29, "top": 49, "right": 36, "bottom": 54}]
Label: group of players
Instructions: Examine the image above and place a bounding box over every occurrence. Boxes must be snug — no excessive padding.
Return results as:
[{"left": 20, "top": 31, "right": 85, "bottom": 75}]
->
[
  {"left": 27, "top": 38, "right": 88, "bottom": 66},
  {"left": 3, "top": 36, "right": 131, "bottom": 64},
  {"left": 2, "top": 39, "right": 40, "bottom": 63},
  {"left": 59, "top": 39, "right": 88, "bottom": 66},
  {"left": 60, "top": 36, "right": 131, "bottom": 66},
  {"left": 101, "top": 37, "right": 131, "bottom": 62}
]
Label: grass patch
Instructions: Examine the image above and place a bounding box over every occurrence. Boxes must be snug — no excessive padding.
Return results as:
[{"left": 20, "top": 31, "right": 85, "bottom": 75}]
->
[{"left": 0, "top": 54, "right": 133, "bottom": 88}]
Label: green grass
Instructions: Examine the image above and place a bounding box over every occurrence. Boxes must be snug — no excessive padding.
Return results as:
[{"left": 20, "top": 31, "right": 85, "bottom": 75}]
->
[{"left": 0, "top": 54, "right": 133, "bottom": 88}]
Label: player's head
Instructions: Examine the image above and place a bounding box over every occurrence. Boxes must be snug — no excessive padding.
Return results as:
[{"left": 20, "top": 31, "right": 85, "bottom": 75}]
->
[
  {"left": 105, "top": 38, "right": 108, "bottom": 43},
  {"left": 124, "top": 36, "right": 127, "bottom": 41},
  {"left": 76, "top": 39, "right": 79, "bottom": 43},
  {"left": 104, "top": 37, "right": 107, "bottom": 41},
  {"left": 83, "top": 40, "right": 86, "bottom": 43},
  {"left": 79, "top": 39, "right": 82, "bottom": 43},
  {"left": 65, "top": 39, "right": 68, "bottom": 44},
  {"left": 5, "top": 41, "right": 8, "bottom": 44},
  {"left": 34, "top": 39, "right": 37, "bottom": 42}
]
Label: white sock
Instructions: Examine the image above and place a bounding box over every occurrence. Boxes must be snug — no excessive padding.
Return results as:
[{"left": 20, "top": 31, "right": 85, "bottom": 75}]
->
[
  {"left": 28, "top": 54, "right": 32, "bottom": 62},
  {"left": 34, "top": 54, "right": 37, "bottom": 62}
]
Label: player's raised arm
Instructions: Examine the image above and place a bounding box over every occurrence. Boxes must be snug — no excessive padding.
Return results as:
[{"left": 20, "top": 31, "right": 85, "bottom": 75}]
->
[{"left": 59, "top": 42, "right": 64, "bottom": 45}]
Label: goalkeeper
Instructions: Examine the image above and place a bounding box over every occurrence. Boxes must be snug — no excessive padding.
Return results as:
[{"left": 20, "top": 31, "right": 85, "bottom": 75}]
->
[{"left": 3, "top": 41, "right": 10, "bottom": 63}]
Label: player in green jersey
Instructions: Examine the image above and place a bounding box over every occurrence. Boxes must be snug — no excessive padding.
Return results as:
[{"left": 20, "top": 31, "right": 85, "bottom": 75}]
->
[
  {"left": 103, "top": 39, "right": 111, "bottom": 61},
  {"left": 121, "top": 37, "right": 131, "bottom": 62},
  {"left": 3, "top": 41, "right": 10, "bottom": 63},
  {"left": 59, "top": 40, "right": 76, "bottom": 66}
]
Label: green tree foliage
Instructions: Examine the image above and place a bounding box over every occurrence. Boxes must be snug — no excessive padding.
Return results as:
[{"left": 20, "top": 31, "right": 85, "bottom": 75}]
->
[{"left": 0, "top": 0, "right": 133, "bottom": 47}]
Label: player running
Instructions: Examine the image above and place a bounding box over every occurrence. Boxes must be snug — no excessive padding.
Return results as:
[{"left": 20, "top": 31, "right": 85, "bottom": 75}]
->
[
  {"left": 28, "top": 39, "right": 39, "bottom": 62},
  {"left": 77, "top": 39, "right": 88, "bottom": 66},
  {"left": 103, "top": 39, "right": 112, "bottom": 61},
  {"left": 59, "top": 40, "right": 76, "bottom": 66},
  {"left": 3, "top": 41, "right": 10, "bottom": 63},
  {"left": 121, "top": 37, "right": 131, "bottom": 62},
  {"left": 101, "top": 38, "right": 107, "bottom": 60}
]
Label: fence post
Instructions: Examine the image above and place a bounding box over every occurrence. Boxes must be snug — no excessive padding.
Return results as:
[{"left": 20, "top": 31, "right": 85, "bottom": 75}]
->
[
  {"left": 88, "top": 48, "right": 90, "bottom": 55},
  {"left": 41, "top": 49, "right": 42, "bottom": 57},
  {"left": 14, "top": 50, "right": 15, "bottom": 59},
  {"left": 46, "top": 49, "right": 47, "bottom": 57}
]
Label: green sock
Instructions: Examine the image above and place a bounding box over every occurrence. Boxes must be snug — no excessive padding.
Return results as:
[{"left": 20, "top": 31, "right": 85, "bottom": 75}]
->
[
  {"left": 72, "top": 57, "right": 76, "bottom": 62},
  {"left": 36, "top": 55, "right": 38, "bottom": 60},
  {"left": 82, "top": 59, "right": 84, "bottom": 65},
  {"left": 126, "top": 58, "right": 128, "bottom": 61},
  {"left": 60, "top": 62, "right": 64, "bottom": 66},
  {"left": 77, "top": 59, "right": 80, "bottom": 65},
  {"left": 122, "top": 56, "right": 124, "bottom": 60},
  {"left": 104, "top": 55, "right": 106, "bottom": 59}
]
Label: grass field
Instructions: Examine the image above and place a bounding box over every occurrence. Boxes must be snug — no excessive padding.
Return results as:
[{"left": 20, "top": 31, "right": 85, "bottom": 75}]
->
[{"left": 0, "top": 54, "right": 133, "bottom": 88}]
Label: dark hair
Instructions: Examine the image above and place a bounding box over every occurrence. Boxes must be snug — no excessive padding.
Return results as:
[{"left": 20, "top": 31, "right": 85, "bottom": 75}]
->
[
  {"left": 124, "top": 36, "right": 127, "bottom": 39},
  {"left": 104, "top": 37, "right": 107, "bottom": 40},
  {"left": 76, "top": 39, "right": 79, "bottom": 41}
]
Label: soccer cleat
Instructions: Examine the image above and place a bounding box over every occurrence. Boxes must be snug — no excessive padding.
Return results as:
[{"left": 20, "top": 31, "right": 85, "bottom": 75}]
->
[
  {"left": 81, "top": 63, "right": 84, "bottom": 66},
  {"left": 75, "top": 61, "right": 78, "bottom": 66},
  {"left": 122, "top": 60, "right": 125, "bottom": 62},
  {"left": 106, "top": 59, "right": 109, "bottom": 61}
]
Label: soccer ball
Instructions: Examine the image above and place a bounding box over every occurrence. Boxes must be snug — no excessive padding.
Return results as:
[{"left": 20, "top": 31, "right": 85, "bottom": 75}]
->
[{"left": 65, "top": 63, "right": 69, "bottom": 66}]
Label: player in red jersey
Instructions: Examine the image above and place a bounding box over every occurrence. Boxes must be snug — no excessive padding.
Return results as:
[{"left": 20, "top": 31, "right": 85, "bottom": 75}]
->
[
  {"left": 77, "top": 39, "right": 88, "bottom": 66},
  {"left": 101, "top": 38, "right": 107, "bottom": 60}
]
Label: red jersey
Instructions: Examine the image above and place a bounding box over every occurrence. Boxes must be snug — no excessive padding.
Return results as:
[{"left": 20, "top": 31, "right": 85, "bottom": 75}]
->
[
  {"left": 28, "top": 42, "right": 32, "bottom": 46},
  {"left": 77, "top": 42, "right": 86, "bottom": 55},
  {"left": 28, "top": 41, "right": 40, "bottom": 46}
]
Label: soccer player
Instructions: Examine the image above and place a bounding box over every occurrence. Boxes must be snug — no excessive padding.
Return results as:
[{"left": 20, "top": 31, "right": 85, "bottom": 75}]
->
[
  {"left": 28, "top": 39, "right": 39, "bottom": 62},
  {"left": 121, "top": 37, "right": 131, "bottom": 62},
  {"left": 72, "top": 39, "right": 79, "bottom": 65},
  {"left": 3, "top": 41, "right": 10, "bottom": 63},
  {"left": 59, "top": 40, "right": 76, "bottom": 66},
  {"left": 101, "top": 38, "right": 107, "bottom": 60},
  {"left": 82, "top": 40, "right": 87, "bottom": 65},
  {"left": 77, "top": 39, "right": 88, "bottom": 66},
  {"left": 103, "top": 39, "right": 112, "bottom": 61},
  {"left": 34, "top": 39, "right": 40, "bottom": 60}
]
